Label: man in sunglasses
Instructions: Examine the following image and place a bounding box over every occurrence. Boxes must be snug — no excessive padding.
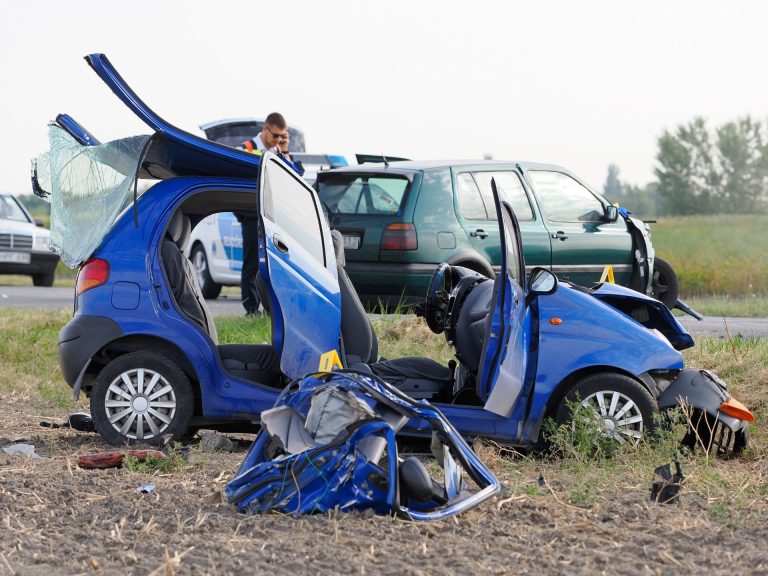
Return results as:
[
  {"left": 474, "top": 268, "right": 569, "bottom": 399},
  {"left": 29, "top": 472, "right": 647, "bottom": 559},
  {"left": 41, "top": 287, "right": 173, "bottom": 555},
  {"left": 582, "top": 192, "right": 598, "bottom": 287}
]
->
[
  {"left": 240, "top": 112, "right": 290, "bottom": 157},
  {"left": 236, "top": 112, "right": 302, "bottom": 315}
]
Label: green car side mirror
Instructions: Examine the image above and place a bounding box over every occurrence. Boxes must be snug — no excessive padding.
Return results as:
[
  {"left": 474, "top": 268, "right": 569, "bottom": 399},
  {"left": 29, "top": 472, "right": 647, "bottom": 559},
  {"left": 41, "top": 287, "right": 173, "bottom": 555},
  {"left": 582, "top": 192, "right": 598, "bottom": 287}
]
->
[{"left": 604, "top": 205, "right": 619, "bottom": 222}]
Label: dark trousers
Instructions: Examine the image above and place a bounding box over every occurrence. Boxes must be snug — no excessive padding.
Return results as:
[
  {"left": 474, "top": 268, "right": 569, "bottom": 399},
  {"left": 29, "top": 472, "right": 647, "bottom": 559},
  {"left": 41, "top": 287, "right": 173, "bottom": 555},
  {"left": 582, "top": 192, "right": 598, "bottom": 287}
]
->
[{"left": 240, "top": 218, "right": 262, "bottom": 314}]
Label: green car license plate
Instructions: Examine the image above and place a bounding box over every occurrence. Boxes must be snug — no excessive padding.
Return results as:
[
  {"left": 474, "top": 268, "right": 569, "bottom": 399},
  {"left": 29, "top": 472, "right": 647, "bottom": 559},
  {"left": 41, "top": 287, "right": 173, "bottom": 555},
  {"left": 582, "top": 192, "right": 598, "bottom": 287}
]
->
[{"left": 343, "top": 234, "right": 361, "bottom": 250}]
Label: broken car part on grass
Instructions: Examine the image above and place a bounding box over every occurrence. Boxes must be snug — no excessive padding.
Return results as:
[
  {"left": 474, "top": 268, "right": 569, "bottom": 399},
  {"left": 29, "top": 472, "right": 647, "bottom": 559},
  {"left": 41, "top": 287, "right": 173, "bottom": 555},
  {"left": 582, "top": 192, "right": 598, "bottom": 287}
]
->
[{"left": 227, "top": 371, "right": 500, "bottom": 520}]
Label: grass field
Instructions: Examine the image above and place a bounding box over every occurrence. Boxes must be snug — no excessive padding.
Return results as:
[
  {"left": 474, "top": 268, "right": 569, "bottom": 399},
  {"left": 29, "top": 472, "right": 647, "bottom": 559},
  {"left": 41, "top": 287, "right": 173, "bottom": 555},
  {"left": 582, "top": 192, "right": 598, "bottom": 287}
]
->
[
  {"left": 1, "top": 309, "right": 766, "bottom": 574},
  {"left": 652, "top": 214, "right": 768, "bottom": 298},
  {"left": 2, "top": 309, "right": 763, "bottom": 459}
]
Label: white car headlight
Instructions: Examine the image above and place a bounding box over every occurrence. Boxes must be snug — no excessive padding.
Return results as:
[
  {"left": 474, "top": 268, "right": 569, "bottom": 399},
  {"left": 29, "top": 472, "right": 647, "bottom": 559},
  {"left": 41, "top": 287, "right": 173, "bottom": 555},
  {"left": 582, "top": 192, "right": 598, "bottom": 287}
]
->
[{"left": 33, "top": 235, "right": 50, "bottom": 250}]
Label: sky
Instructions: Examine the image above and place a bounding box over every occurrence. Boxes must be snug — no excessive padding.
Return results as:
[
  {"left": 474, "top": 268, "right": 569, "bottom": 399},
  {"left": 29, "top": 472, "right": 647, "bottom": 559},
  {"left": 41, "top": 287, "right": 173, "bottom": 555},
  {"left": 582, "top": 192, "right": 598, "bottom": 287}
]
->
[{"left": 1, "top": 0, "right": 766, "bottom": 196}]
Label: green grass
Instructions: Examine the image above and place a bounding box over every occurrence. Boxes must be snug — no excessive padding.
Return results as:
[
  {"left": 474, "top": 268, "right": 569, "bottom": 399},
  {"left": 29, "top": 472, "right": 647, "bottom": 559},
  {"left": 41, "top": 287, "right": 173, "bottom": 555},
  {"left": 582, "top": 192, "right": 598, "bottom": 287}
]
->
[
  {"left": 675, "top": 295, "right": 768, "bottom": 317},
  {"left": 123, "top": 443, "right": 188, "bottom": 474},
  {"left": 652, "top": 214, "right": 768, "bottom": 298},
  {"left": 216, "top": 314, "right": 271, "bottom": 344},
  {"left": 1, "top": 309, "right": 766, "bottom": 525}
]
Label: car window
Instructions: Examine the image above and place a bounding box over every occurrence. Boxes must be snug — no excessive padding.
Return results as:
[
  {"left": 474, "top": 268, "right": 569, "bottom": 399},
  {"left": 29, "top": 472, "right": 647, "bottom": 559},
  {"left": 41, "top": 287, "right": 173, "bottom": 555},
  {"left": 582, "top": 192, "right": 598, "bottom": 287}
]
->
[
  {"left": 457, "top": 172, "right": 488, "bottom": 220},
  {"left": 0, "top": 196, "right": 30, "bottom": 222},
  {"left": 473, "top": 171, "right": 534, "bottom": 221},
  {"left": 203, "top": 121, "right": 306, "bottom": 153},
  {"left": 527, "top": 170, "right": 605, "bottom": 222},
  {"left": 264, "top": 159, "right": 325, "bottom": 266},
  {"left": 501, "top": 204, "right": 523, "bottom": 284},
  {"left": 317, "top": 175, "right": 410, "bottom": 215}
]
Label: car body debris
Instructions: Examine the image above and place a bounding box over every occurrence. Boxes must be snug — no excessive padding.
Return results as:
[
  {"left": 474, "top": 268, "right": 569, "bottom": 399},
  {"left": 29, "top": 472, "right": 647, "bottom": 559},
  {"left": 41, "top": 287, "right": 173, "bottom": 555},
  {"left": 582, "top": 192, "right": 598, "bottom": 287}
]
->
[
  {"left": 2, "top": 444, "right": 45, "bottom": 459},
  {"left": 77, "top": 449, "right": 166, "bottom": 470},
  {"left": 226, "top": 371, "right": 501, "bottom": 520}
]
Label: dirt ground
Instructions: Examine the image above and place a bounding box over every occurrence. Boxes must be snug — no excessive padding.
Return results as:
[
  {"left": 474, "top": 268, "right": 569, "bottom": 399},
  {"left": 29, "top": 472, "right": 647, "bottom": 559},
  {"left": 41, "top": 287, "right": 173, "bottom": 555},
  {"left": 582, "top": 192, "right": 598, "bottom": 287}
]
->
[{"left": 2, "top": 391, "right": 767, "bottom": 576}]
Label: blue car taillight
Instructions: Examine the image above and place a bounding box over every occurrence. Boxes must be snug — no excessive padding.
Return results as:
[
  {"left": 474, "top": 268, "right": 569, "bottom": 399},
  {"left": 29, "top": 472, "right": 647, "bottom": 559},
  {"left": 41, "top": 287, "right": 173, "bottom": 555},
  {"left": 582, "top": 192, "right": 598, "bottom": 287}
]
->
[
  {"left": 76, "top": 258, "right": 110, "bottom": 296},
  {"left": 380, "top": 223, "right": 417, "bottom": 250}
]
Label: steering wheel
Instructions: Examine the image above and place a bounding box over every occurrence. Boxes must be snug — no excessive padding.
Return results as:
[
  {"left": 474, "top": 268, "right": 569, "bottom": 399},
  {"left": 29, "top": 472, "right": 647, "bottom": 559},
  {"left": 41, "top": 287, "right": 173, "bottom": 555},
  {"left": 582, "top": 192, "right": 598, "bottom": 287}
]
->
[{"left": 424, "top": 263, "right": 453, "bottom": 334}]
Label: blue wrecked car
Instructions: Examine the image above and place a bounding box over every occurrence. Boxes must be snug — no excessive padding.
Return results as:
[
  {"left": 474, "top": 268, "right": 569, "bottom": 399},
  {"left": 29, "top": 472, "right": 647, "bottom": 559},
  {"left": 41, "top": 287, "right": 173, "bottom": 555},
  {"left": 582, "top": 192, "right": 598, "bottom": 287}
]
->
[
  {"left": 226, "top": 370, "right": 500, "bottom": 519},
  {"left": 33, "top": 54, "right": 753, "bottom": 456}
]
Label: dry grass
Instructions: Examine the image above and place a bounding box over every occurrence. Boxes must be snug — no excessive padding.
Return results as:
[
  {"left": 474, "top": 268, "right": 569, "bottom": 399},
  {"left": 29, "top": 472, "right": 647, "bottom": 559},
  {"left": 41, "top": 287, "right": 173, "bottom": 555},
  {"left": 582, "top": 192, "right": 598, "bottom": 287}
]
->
[
  {"left": 653, "top": 214, "right": 768, "bottom": 297},
  {"left": 372, "top": 315, "right": 453, "bottom": 363},
  {"left": 1, "top": 310, "right": 767, "bottom": 574}
]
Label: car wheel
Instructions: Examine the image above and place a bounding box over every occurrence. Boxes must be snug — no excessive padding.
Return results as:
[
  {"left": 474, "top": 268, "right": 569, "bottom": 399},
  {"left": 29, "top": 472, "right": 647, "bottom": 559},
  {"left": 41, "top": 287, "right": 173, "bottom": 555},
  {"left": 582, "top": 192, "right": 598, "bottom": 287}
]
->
[
  {"left": 191, "top": 244, "right": 222, "bottom": 299},
  {"left": 91, "top": 351, "right": 194, "bottom": 446},
  {"left": 651, "top": 257, "right": 679, "bottom": 309},
  {"left": 555, "top": 373, "right": 657, "bottom": 447},
  {"left": 455, "top": 261, "right": 494, "bottom": 279},
  {"left": 32, "top": 272, "right": 55, "bottom": 287}
]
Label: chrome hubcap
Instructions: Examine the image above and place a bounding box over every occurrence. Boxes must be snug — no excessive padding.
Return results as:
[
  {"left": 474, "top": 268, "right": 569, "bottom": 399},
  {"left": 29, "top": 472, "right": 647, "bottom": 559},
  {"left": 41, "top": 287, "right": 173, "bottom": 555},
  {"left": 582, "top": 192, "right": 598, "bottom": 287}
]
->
[
  {"left": 193, "top": 250, "right": 207, "bottom": 287},
  {"left": 104, "top": 368, "right": 177, "bottom": 441},
  {"left": 581, "top": 390, "right": 644, "bottom": 445}
]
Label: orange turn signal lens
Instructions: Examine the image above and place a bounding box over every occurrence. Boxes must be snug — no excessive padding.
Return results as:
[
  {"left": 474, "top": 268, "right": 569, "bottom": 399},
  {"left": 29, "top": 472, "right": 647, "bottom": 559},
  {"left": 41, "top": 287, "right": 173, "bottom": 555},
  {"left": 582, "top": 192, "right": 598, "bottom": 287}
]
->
[
  {"left": 719, "top": 397, "right": 755, "bottom": 423},
  {"left": 550, "top": 318, "right": 563, "bottom": 325}
]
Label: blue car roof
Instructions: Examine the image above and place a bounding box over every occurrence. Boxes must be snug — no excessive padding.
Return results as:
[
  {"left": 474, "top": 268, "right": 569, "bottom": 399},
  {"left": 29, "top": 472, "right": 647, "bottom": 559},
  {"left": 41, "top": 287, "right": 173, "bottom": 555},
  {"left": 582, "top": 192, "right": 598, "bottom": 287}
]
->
[{"left": 85, "top": 53, "right": 263, "bottom": 181}]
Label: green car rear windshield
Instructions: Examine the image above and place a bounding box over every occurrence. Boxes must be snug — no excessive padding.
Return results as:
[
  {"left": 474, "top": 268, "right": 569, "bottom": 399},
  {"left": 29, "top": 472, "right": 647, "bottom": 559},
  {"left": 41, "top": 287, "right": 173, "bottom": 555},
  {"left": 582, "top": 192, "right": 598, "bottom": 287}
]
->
[{"left": 318, "top": 175, "right": 411, "bottom": 215}]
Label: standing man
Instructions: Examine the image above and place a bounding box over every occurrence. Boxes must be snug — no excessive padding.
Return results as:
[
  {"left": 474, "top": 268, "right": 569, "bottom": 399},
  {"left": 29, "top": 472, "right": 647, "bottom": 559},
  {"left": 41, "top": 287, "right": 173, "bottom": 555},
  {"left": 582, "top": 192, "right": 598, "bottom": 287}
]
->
[
  {"left": 240, "top": 112, "right": 289, "bottom": 157},
  {"left": 236, "top": 113, "right": 303, "bottom": 315}
]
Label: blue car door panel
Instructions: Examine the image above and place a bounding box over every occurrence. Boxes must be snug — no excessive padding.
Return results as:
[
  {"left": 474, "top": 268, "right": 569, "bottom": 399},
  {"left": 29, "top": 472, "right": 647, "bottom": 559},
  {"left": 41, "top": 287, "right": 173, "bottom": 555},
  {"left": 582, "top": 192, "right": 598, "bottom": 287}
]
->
[
  {"left": 258, "top": 153, "right": 342, "bottom": 379},
  {"left": 477, "top": 180, "right": 528, "bottom": 418}
]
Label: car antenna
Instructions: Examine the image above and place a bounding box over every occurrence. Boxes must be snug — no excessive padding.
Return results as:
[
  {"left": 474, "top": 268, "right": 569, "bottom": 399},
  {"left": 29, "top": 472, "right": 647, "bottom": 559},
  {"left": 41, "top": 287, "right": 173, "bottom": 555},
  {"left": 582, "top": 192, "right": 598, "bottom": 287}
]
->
[{"left": 382, "top": 154, "right": 390, "bottom": 168}]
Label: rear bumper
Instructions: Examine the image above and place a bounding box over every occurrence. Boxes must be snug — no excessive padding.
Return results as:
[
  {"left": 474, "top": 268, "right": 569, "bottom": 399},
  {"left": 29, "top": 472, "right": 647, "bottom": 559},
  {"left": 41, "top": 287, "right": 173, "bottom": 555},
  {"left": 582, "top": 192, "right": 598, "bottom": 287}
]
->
[
  {"left": 59, "top": 315, "right": 124, "bottom": 390},
  {"left": 345, "top": 261, "right": 436, "bottom": 306}
]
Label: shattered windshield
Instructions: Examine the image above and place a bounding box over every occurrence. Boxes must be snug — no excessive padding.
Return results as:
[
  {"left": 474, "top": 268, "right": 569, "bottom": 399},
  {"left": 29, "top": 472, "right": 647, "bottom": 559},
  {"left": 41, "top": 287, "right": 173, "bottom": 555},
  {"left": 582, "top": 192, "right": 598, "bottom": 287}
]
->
[{"left": 32, "top": 125, "right": 151, "bottom": 268}]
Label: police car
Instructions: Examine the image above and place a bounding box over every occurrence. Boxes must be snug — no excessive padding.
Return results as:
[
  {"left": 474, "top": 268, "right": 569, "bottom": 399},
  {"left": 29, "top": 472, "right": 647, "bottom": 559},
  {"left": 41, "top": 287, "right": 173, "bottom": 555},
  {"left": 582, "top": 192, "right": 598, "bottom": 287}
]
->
[{"left": 189, "top": 118, "right": 347, "bottom": 297}]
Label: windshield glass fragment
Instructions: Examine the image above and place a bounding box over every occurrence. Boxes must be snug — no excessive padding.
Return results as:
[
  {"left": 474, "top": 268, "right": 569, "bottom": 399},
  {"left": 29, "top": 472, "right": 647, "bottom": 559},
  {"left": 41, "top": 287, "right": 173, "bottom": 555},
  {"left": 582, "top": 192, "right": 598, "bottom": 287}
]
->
[{"left": 32, "top": 125, "right": 151, "bottom": 268}]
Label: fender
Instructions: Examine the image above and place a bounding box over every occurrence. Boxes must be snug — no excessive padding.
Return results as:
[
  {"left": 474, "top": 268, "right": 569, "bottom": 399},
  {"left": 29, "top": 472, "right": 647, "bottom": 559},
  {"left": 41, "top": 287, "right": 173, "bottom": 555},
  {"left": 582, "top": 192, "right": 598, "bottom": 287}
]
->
[
  {"left": 659, "top": 369, "right": 748, "bottom": 432},
  {"left": 590, "top": 282, "right": 694, "bottom": 350},
  {"left": 445, "top": 250, "right": 495, "bottom": 278}
]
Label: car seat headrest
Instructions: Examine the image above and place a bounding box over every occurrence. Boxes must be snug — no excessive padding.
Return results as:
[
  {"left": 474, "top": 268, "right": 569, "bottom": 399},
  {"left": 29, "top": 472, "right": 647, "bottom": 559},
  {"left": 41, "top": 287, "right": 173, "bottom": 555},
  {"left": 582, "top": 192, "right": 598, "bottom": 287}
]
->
[
  {"left": 178, "top": 215, "right": 191, "bottom": 249},
  {"left": 330, "top": 229, "right": 346, "bottom": 267},
  {"left": 166, "top": 210, "right": 185, "bottom": 244}
]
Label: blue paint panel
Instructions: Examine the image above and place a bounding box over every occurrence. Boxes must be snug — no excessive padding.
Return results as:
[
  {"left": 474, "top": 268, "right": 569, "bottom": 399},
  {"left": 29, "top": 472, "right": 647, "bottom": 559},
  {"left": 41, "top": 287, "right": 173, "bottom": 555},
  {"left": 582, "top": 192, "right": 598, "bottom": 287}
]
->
[{"left": 111, "top": 281, "right": 140, "bottom": 310}]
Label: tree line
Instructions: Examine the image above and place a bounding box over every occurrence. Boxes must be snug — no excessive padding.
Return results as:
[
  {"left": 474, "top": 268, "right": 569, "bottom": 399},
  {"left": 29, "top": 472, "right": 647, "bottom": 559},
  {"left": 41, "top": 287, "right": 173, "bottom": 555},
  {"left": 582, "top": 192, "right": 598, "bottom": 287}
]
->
[{"left": 603, "top": 115, "right": 768, "bottom": 217}]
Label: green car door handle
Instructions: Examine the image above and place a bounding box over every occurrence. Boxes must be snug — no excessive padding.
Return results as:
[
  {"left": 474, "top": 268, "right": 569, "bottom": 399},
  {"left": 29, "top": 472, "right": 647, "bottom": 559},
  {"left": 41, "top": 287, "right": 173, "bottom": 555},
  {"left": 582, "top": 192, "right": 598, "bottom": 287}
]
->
[
  {"left": 470, "top": 229, "right": 489, "bottom": 239},
  {"left": 551, "top": 231, "right": 568, "bottom": 241}
]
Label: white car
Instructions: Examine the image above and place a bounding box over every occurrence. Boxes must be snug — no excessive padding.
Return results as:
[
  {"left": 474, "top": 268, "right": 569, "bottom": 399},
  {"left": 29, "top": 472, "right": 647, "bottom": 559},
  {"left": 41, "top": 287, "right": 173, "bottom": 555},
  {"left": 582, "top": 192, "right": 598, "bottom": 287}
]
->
[
  {"left": 186, "top": 211, "right": 243, "bottom": 298},
  {"left": 0, "top": 194, "right": 59, "bottom": 286}
]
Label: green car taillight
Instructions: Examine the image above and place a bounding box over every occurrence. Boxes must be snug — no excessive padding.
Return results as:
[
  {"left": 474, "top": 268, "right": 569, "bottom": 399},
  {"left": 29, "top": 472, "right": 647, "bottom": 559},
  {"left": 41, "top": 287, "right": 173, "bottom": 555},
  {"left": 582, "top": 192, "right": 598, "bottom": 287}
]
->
[{"left": 380, "top": 223, "right": 417, "bottom": 250}]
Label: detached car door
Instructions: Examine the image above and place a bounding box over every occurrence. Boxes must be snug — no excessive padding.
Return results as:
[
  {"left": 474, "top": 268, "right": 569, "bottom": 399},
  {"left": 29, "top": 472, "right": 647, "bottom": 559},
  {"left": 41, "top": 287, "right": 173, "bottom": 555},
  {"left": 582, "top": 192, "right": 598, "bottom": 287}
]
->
[
  {"left": 476, "top": 180, "right": 529, "bottom": 418},
  {"left": 258, "top": 152, "right": 342, "bottom": 378}
]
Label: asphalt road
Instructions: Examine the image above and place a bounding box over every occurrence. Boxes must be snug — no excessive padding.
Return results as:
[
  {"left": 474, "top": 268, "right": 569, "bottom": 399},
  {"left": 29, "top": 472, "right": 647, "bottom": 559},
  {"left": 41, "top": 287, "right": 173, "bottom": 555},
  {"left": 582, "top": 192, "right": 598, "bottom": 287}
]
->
[{"left": 2, "top": 285, "right": 767, "bottom": 338}]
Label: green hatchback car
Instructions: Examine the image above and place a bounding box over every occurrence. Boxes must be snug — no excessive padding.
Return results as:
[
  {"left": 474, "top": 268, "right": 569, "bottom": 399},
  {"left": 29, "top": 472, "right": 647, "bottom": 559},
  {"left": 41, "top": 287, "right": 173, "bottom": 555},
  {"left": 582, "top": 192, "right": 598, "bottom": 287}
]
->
[{"left": 316, "top": 160, "right": 679, "bottom": 309}]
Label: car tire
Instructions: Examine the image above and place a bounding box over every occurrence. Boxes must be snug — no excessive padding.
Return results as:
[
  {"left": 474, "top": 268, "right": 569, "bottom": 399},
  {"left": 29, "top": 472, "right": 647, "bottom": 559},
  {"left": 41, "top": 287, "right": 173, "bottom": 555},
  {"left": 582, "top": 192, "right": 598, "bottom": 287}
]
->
[
  {"left": 90, "top": 351, "right": 195, "bottom": 446},
  {"left": 454, "top": 261, "right": 494, "bottom": 279},
  {"left": 651, "top": 257, "right": 679, "bottom": 309},
  {"left": 555, "top": 372, "right": 657, "bottom": 447},
  {"left": 191, "top": 244, "right": 222, "bottom": 299},
  {"left": 32, "top": 272, "right": 55, "bottom": 287}
]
